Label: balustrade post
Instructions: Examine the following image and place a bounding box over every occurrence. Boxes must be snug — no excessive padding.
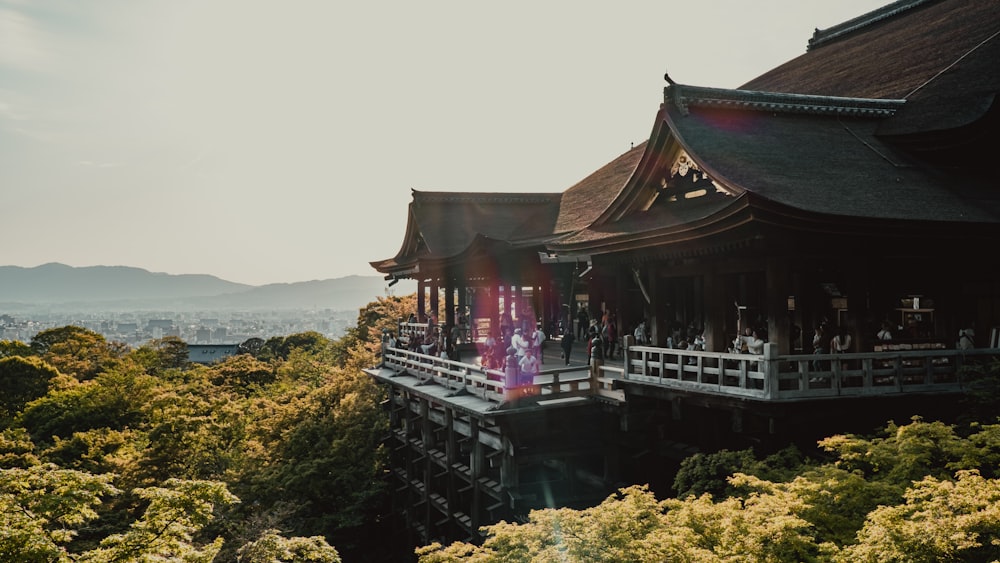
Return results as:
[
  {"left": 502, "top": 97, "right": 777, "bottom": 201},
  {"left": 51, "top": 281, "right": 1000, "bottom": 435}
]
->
[
  {"left": 763, "top": 343, "right": 779, "bottom": 399},
  {"left": 503, "top": 362, "right": 520, "bottom": 402},
  {"left": 380, "top": 330, "right": 387, "bottom": 368},
  {"left": 590, "top": 356, "right": 603, "bottom": 391}
]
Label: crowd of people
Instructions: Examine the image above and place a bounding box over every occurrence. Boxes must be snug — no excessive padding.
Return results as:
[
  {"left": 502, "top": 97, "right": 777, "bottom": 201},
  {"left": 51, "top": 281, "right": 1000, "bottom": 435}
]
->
[
  {"left": 385, "top": 305, "right": 980, "bottom": 384},
  {"left": 479, "top": 319, "right": 548, "bottom": 387}
]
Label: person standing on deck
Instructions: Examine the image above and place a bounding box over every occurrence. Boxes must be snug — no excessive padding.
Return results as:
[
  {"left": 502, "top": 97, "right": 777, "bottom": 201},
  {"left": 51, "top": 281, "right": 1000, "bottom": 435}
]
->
[
  {"left": 560, "top": 328, "right": 575, "bottom": 366},
  {"left": 519, "top": 347, "right": 540, "bottom": 387},
  {"left": 531, "top": 326, "right": 546, "bottom": 364},
  {"left": 577, "top": 307, "right": 590, "bottom": 339},
  {"left": 511, "top": 328, "right": 530, "bottom": 359}
]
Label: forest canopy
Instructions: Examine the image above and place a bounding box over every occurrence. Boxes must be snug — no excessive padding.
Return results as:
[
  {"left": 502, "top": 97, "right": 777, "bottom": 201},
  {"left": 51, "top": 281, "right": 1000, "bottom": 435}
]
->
[
  {"left": 3, "top": 294, "right": 999, "bottom": 562},
  {"left": 0, "top": 293, "right": 415, "bottom": 562},
  {"left": 418, "top": 413, "right": 1000, "bottom": 562}
]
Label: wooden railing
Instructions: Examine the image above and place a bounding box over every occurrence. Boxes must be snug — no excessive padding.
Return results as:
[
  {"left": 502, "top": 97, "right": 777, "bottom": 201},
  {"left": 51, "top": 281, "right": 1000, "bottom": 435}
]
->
[
  {"left": 381, "top": 340, "right": 997, "bottom": 405},
  {"left": 382, "top": 345, "right": 593, "bottom": 407},
  {"left": 623, "top": 344, "right": 998, "bottom": 401}
]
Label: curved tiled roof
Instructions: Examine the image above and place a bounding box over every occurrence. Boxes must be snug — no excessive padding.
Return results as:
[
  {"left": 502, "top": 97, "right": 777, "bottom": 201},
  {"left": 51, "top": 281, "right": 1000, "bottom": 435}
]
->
[
  {"left": 371, "top": 191, "right": 561, "bottom": 270},
  {"left": 555, "top": 0, "right": 1000, "bottom": 256},
  {"left": 373, "top": 0, "right": 1000, "bottom": 271},
  {"left": 740, "top": 0, "right": 1000, "bottom": 103},
  {"left": 549, "top": 192, "right": 741, "bottom": 249},
  {"left": 371, "top": 147, "right": 643, "bottom": 273},
  {"left": 663, "top": 99, "right": 1000, "bottom": 223},
  {"left": 409, "top": 191, "right": 561, "bottom": 256},
  {"left": 553, "top": 143, "right": 645, "bottom": 235}
]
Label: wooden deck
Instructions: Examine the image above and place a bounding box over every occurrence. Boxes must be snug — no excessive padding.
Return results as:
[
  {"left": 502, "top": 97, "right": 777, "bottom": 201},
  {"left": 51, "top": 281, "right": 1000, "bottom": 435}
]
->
[
  {"left": 375, "top": 338, "right": 998, "bottom": 410},
  {"left": 620, "top": 344, "right": 994, "bottom": 401},
  {"left": 375, "top": 344, "right": 618, "bottom": 413}
]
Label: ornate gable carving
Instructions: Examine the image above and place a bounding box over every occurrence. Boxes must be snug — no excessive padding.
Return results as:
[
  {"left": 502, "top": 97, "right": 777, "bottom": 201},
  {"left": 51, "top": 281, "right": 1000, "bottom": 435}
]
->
[{"left": 651, "top": 151, "right": 733, "bottom": 206}]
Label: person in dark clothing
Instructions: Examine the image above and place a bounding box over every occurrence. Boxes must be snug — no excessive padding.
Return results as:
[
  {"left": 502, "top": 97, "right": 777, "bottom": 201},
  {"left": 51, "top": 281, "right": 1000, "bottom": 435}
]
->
[
  {"left": 604, "top": 314, "right": 618, "bottom": 360},
  {"left": 560, "top": 329, "right": 575, "bottom": 366},
  {"left": 577, "top": 307, "right": 590, "bottom": 339}
]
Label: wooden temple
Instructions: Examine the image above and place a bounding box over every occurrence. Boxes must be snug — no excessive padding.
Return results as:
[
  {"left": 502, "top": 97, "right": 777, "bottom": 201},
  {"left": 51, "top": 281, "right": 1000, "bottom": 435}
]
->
[{"left": 365, "top": 0, "right": 1000, "bottom": 546}]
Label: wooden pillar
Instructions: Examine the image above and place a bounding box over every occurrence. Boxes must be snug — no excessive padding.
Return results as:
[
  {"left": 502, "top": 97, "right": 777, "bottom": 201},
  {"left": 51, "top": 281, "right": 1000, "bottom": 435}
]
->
[
  {"left": 470, "top": 418, "right": 483, "bottom": 529},
  {"left": 445, "top": 408, "right": 457, "bottom": 520},
  {"left": 514, "top": 286, "right": 524, "bottom": 329},
  {"left": 500, "top": 436, "right": 518, "bottom": 490},
  {"left": 458, "top": 284, "right": 468, "bottom": 319},
  {"left": 429, "top": 280, "right": 439, "bottom": 323},
  {"left": 766, "top": 257, "right": 792, "bottom": 355},
  {"left": 417, "top": 280, "right": 426, "bottom": 320},
  {"left": 614, "top": 267, "right": 624, "bottom": 323},
  {"left": 488, "top": 285, "right": 499, "bottom": 340},
  {"left": 533, "top": 284, "right": 543, "bottom": 331},
  {"left": 420, "top": 398, "right": 432, "bottom": 534},
  {"left": 648, "top": 267, "right": 661, "bottom": 346},
  {"left": 500, "top": 284, "right": 509, "bottom": 317},
  {"left": 704, "top": 269, "right": 727, "bottom": 352},
  {"left": 846, "top": 263, "right": 870, "bottom": 352},
  {"left": 402, "top": 391, "right": 417, "bottom": 533},
  {"left": 445, "top": 282, "right": 455, "bottom": 327}
]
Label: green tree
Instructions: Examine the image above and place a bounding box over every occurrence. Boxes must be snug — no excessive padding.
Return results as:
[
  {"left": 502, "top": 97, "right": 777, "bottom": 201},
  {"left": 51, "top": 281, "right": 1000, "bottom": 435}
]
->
[
  {"left": 0, "top": 355, "right": 60, "bottom": 424},
  {"left": 673, "top": 445, "right": 806, "bottom": 499},
  {"left": 259, "top": 332, "right": 330, "bottom": 362},
  {"left": 0, "top": 339, "right": 33, "bottom": 359},
  {"left": 819, "top": 417, "right": 975, "bottom": 488},
  {"left": 237, "top": 337, "right": 266, "bottom": 357},
  {"left": 418, "top": 483, "right": 817, "bottom": 562},
  {"left": 352, "top": 293, "right": 416, "bottom": 358},
  {"left": 44, "top": 427, "right": 144, "bottom": 478},
  {"left": 958, "top": 356, "right": 1000, "bottom": 426},
  {"left": 131, "top": 336, "right": 190, "bottom": 374},
  {"left": 19, "top": 363, "right": 156, "bottom": 447},
  {"left": 32, "top": 325, "right": 126, "bottom": 380},
  {"left": 137, "top": 381, "right": 247, "bottom": 483},
  {"left": 0, "top": 463, "right": 119, "bottom": 562},
  {"left": 30, "top": 326, "right": 96, "bottom": 355},
  {"left": 840, "top": 470, "right": 1000, "bottom": 563},
  {"left": 78, "top": 478, "right": 239, "bottom": 563},
  {"left": 241, "top": 363, "right": 387, "bottom": 550},
  {"left": 0, "top": 427, "right": 40, "bottom": 468},
  {"left": 237, "top": 528, "right": 342, "bottom": 563},
  {"left": 209, "top": 354, "right": 276, "bottom": 390}
]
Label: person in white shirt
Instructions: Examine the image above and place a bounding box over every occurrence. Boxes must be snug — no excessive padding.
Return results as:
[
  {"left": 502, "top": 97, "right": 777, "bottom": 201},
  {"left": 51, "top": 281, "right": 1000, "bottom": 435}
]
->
[
  {"left": 518, "top": 347, "right": 540, "bottom": 386},
  {"left": 958, "top": 327, "right": 975, "bottom": 350},
  {"left": 830, "top": 327, "right": 852, "bottom": 353},
  {"left": 876, "top": 321, "right": 893, "bottom": 341},
  {"left": 830, "top": 326, "right": 852, "bottom": 370},
  {"left": 746, "top": 329, "right": 765, "bottom": 355},
  {"left": 511, "top": 328, "right": 530, "bottom": 358},
  {"left": 633, "top": 320, "right": 648, "bottom": 345},
  {"left": 531, "top": 328, "right": 546, "bottom": 363}
]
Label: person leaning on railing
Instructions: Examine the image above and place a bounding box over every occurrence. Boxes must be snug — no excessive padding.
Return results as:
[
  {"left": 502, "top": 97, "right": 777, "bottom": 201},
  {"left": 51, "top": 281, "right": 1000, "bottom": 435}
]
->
[
  {"left": 958, "top": 327, "right": 976, "bottom": 350},
  {"left": 519, "top": 347, "right": 540, "bottom": 385},
  {"left": 811, "top": 324, "right": 827, "bottom": 371},
  {"left": 589, "top": 328, "right": 604, "bottom": 363}
]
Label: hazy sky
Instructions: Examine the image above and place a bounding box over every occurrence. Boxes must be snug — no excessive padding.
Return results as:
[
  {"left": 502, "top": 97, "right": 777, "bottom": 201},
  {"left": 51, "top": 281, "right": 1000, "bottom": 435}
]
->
[{"left": 2, "top": 0, "right": 889, "bottom": 286}]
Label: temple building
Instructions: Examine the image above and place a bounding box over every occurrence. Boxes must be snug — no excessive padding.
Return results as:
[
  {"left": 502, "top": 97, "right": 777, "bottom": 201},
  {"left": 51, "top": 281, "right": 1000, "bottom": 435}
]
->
[{"left": 367, "top": 0, "right": 1000, "bottom": 546}]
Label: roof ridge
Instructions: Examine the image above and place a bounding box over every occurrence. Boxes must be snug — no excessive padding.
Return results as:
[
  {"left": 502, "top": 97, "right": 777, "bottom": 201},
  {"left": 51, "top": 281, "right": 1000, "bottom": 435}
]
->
[
  {"left": 665, "top": 84, "right": 905, "bottom": 117},
  {"left": 807, "top": 0, "right": 939, "bottom": 51},
  {"left": 412, "top": 190, "right": 560, "bottom": 204}
]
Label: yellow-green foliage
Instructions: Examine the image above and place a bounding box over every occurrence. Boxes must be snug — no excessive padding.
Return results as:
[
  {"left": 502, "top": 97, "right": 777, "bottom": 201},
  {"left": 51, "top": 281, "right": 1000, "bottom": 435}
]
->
[
  {"left": 0, "top": 295, "right": 410, "bottom": 561},
  {"left": 418, "top": 419, "right": 1000, "bottom": 562}
]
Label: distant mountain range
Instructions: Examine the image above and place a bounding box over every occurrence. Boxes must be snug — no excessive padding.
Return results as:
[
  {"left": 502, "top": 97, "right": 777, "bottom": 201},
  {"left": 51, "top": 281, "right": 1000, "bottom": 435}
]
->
[{"left": 0, "top": 263, "right": 413, "bottom": 313}]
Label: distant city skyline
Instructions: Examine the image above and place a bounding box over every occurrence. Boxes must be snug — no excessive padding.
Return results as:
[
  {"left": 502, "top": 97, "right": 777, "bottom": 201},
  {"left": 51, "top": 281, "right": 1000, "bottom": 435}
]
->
[{"left": 2, "top": 0, "right": 889, "bottom": 285}]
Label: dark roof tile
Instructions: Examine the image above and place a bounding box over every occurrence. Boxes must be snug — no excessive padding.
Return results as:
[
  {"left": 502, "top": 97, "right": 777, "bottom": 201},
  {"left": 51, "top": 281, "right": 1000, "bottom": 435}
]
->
[{"left": 741, "top": 0, "right": 1000, "bottom": 101}]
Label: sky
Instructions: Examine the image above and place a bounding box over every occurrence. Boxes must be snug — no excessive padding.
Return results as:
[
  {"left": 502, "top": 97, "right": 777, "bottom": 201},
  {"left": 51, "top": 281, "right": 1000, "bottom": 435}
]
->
[{"left": 1, "top": 0, "right": 890, "bottom": 286}]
